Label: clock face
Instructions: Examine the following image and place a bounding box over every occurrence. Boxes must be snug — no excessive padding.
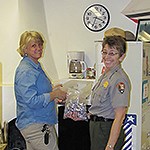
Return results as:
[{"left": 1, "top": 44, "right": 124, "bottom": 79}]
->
[{"left": 83, "top": 4, "right": 110, "bottom": 32}]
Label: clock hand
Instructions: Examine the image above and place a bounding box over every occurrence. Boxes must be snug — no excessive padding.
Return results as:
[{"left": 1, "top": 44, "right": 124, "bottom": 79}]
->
[
  {"left": 92, "top": 17, "right": 97, "bottom": 27},
  {"left": 92, "top": 16, "right": 103, "bottom": 26},
  {"left": 96, "top": 17, "right": 104, "bottom": 22}
]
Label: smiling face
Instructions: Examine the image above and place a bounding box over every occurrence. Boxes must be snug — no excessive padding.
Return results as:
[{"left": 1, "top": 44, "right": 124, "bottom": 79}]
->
[
  {"left": 24, "top": 40, "right": 43, "bottom": 64},
  {"left": 102, "top": 44, "right": 121, "bottom": 71},
  {"left": 17, "top": 31, "right": 45, "bottom": 59},
  {"left": 101, "top": 36, "right": 126, "bottom": 72}
]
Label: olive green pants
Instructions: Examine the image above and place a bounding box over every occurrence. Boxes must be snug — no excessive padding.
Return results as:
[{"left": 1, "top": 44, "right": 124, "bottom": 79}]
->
[{"left": 89, "top": 120, "right": 125, "bottom": 150}]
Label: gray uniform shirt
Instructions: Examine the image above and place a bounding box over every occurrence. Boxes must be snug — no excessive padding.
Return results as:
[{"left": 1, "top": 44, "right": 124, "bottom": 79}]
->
[{"left": 89, "top": 64, "right": 131, "bottom": 119}]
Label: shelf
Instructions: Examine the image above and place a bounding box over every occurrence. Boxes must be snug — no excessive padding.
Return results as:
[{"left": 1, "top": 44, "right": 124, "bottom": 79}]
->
[{"left": 59, "top": 78, "right": 95, "bottom": 83}]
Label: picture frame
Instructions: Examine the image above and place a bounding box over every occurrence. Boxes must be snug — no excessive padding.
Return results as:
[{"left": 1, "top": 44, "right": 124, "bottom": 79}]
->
[{"left": 136, "top": 18, "right": 150, "bottom": 41}]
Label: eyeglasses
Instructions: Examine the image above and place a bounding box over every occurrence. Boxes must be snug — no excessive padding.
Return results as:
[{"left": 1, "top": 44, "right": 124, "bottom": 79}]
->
[{"left": 101, "top": 51, "right": 119, "bottom": 56}]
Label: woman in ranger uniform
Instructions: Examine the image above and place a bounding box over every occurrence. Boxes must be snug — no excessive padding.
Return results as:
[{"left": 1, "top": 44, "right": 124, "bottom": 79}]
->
[{"left": 89, "top": 35, "right": 131, "bottom": 150}]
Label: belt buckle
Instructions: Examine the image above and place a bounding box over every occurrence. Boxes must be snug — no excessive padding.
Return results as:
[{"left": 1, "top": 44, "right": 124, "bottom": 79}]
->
[
  {"left": 104, "top": 118, "right": 107, "bottom": 122},
  {"left": 93, "top": 115, "right": 97, "bottom": 121}
]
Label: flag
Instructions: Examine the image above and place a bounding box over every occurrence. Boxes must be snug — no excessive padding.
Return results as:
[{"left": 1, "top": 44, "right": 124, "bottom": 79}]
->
[{"left": 122, "top": 114, "right": 137, "bottom": 150}]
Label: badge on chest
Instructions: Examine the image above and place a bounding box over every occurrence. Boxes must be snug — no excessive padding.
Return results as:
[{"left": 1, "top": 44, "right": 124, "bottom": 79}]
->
[{"left": 103, "top": 81, "right": 109, "bottom": 88}]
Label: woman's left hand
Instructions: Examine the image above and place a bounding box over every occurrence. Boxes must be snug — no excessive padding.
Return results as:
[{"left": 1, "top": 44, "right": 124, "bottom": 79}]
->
[
  {"left": 53, "top": 84, "right": 63, "bottom": 90},
  {"left": 105, "top": 145, "right": 114, "bottom": 150}
]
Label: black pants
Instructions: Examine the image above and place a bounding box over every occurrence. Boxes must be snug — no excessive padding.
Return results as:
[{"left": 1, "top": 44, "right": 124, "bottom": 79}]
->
[
  {"left": 90, "top": 120, "right": 125, "bottom": 150},
  {"left": 58, "top": 106, "right": 91, "bottom": 150}
]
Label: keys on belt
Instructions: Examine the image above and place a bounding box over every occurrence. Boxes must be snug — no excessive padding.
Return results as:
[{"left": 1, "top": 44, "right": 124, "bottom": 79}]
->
[
  {"left": 90, "top": 115, "right": 114, "bottom": 122},
  {"left": 41, "top": 124, "right": 50, "bottom": 145}
]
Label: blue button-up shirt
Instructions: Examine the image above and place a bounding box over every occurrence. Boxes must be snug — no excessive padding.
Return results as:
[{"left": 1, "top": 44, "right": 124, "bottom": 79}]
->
[{"left": 14, "top": 57, "right": 57, "bottom": 130}]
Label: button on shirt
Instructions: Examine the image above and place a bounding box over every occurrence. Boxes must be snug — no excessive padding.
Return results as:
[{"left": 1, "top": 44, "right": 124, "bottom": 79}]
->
[
  {"left": 89, "top": 64, "right": 131, "bottom": 119},
  {"left": 14, "top": 57, "right": 57, "bottom": 130}
]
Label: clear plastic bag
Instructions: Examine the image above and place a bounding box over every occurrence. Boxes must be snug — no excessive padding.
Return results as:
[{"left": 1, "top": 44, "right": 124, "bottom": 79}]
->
[{"left": 63, "top": 87, "right": 88, "bottom": 121}]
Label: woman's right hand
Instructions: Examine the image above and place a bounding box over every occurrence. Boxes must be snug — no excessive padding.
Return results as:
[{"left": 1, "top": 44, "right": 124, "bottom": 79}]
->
[{"left": 50, "top": 88, "right": 67, "bottom": 101}]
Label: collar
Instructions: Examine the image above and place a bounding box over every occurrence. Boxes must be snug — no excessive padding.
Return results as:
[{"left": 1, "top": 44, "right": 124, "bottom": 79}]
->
[
  {"left": 23, "top": 56, "right": 41, "bottom": 69},
  {"left": 103, "top": 64, "right": 122, "bottom": 79}
]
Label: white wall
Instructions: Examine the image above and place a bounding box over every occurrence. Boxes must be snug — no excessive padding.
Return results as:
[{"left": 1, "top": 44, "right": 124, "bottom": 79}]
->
[
  {"left": 0, "top": 0, "right": 19, "bottom": 85},
  {"left": 43, "top": 0, "right": 137, "bottom": 79},
  {"left": 2, "top": 86, "right": 16, "bottom": 122},
  {"left": 0, "top": 0, "right": 58, "bottom": 122},
  {"left": 0, "top": 0, "right": 58, "bottom": 85},
  {"left": 0, "top": 0, "right": 137, "bottom": 84}
]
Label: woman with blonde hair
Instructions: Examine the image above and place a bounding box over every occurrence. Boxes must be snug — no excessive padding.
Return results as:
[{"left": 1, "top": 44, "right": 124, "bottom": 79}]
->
[{"left": 14, "top": 31, "right": 67, "bottom": 150}]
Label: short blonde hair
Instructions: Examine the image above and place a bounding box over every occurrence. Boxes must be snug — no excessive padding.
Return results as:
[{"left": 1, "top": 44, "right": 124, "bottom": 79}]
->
[{"left": 17, "top": 31, "right": 44, "bottom": 57}]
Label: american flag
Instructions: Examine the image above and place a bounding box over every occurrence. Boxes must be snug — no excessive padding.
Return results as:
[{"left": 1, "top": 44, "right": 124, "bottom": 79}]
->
[{"left": 122, "top": 114, "right": 137, "bottom": 150}]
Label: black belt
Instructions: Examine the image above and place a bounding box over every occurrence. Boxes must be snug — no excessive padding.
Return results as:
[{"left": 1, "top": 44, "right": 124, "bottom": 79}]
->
[{"left": 90, "top": 115, "right": 114, "bottom": 122}]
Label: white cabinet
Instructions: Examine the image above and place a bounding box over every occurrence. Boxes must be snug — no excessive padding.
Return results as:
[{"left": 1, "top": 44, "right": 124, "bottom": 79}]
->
[{"left": 1, "top": 85, "right": 16, "bottom": 123}]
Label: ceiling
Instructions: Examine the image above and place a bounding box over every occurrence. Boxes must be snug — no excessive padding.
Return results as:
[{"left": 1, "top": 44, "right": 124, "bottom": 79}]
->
[
  {"left": 122, "top": 0, "right": 150, "bottom": 41},
  {"left": 122, "top": 0, "right": 150, "bottom": 19}
]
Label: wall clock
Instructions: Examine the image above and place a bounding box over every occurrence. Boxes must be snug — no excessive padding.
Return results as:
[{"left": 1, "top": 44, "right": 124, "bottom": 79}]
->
[{"left": 83, "top": 4, "right": 110, "bottom": 32}]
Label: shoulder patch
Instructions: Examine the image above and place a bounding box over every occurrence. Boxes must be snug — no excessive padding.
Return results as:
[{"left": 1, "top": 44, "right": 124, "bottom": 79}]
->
[{"left": 117, "top": 82, "right": 125, "bottom": 94}]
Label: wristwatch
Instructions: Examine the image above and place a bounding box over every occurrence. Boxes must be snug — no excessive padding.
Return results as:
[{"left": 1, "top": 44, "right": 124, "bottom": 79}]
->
[{"left": 107, "top": 144, "right": 114, "bottom": 149}]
